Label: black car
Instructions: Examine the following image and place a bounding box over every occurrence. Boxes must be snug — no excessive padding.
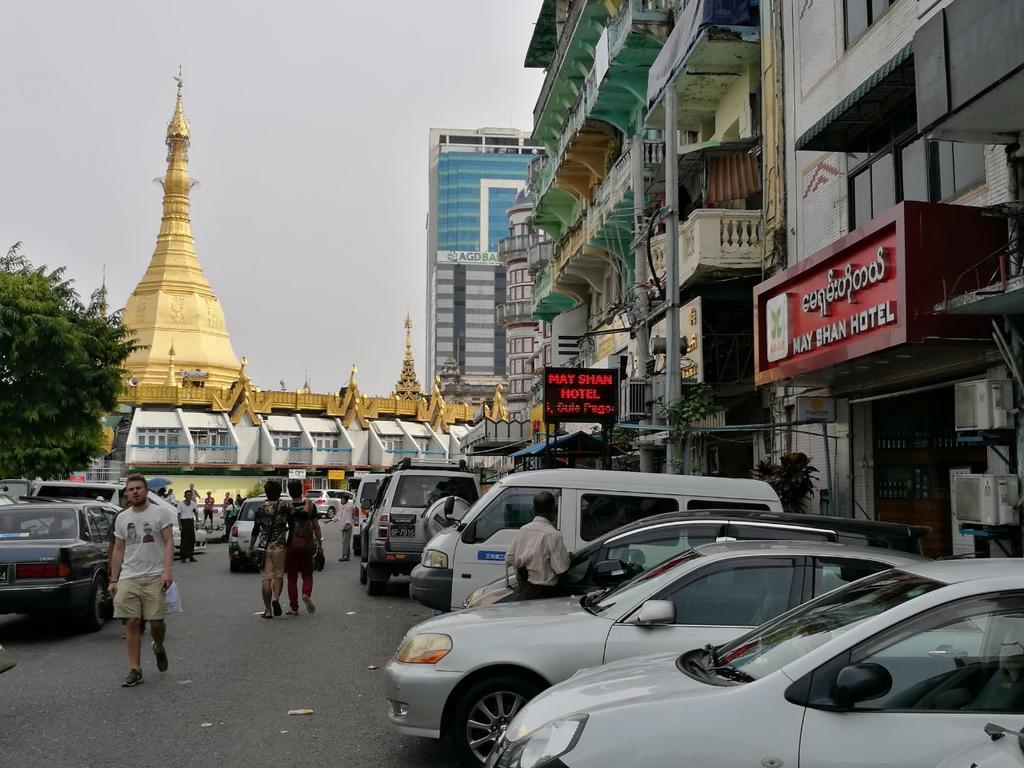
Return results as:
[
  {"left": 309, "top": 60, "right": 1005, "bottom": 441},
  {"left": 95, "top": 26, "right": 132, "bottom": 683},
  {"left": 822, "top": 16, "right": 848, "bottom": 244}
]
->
[
  {"left": 461, "top": 508, "right": 930, "bottom": 609},
  {"left": 0, "top": 501, "right": 117, "bottom": 631}
]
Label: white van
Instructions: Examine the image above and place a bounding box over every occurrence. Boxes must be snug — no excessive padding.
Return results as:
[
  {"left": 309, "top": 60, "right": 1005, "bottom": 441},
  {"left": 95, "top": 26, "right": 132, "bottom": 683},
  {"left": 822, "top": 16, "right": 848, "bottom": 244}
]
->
[{"left": 409, "top": 469, "right": 782, "bottom": 612}]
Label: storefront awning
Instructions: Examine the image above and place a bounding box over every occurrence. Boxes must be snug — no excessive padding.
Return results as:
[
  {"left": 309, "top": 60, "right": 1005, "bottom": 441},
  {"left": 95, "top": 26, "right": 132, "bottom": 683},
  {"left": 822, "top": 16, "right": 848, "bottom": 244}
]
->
[{"left": 796, "top": 43, "right": 915, "bottom": 152}]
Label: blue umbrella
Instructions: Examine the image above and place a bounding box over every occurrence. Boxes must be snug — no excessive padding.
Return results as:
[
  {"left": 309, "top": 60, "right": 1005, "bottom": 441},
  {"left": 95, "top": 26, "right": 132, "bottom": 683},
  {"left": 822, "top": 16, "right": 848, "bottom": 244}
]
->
[{"left": 147, "top": 478, "right": 172, "bottom": 490}]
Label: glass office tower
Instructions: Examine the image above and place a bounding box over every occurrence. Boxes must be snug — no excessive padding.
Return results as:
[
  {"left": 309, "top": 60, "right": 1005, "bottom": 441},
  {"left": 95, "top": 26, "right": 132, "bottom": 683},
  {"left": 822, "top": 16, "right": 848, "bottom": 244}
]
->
[{"left": 426, "top": 128, "right": 541, "bottom": 382}]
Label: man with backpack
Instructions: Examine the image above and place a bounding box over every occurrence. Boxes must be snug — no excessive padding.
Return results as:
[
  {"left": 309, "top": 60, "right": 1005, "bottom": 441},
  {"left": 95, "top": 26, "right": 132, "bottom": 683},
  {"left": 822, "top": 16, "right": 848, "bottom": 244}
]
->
[{"left": 284, "top": 479, "right": 323, "bottom": 615}]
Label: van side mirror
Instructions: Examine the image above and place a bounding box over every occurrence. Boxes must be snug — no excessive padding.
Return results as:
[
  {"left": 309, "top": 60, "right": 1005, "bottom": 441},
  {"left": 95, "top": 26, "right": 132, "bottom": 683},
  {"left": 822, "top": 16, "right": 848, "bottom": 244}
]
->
[
  {"left": 592, "top": 559, "right": 629, "bottom": 587},
  {"left": 833, "top": 663, "right": 892, "bottom": 708},
  {"left": 636, "top": 599, "right": 675, "bottom": 626}
]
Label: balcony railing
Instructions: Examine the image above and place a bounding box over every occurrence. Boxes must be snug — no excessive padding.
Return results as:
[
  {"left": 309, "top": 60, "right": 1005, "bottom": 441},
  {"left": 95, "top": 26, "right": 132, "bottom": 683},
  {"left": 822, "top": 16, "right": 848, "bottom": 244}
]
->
[
  {"left": 496, "top": 300, "right": 535, "bottom": 326},
  {"left": 499, "top": 233, "right": 546, "bottom": 260},
  {"left": 194, "top": 445, "right": 237, "bottom": 464},
  {"left": 650, "top": 209, "right": 762, "bottom": 289},
  {"left": 127, "top": 445, "right": 190, "bottom": 464},
  {"left": 270, "top": 447, "right": 313, "bottom": 465},
  {"left": 587, "top": 140, "right": 665, "bottom": 242},
  {"left": 528, "top": 240, "right": 555, "bottom": 275},
  {"left": 312, "top": 447, "right": 351, "bottom": 465},
  {"left": 533, "top": 0, "right": 589, "bottom": 134}
]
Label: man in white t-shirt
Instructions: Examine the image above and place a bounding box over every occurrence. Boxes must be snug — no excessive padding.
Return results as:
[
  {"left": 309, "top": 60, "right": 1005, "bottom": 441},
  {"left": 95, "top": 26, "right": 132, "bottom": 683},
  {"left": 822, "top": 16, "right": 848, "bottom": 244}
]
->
[
  {"left": 109, "top": 474, "right": 175, "bottom": 687},
  {"left": 337, "top": 495, "right": 355, "bottom": 562}
]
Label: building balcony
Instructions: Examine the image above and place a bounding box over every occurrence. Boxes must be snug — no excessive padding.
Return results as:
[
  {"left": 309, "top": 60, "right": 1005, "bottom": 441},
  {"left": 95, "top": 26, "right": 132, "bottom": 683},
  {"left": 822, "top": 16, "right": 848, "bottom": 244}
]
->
[
  {"left": 532, "top": 261, "right": 579, "bottom": 323},
  {"left": 649, "top": 209, "right": 762, "bottom": 291},
  {"left": 312, "top": 447, "right": 352, "bottom": 465},
  {"left": 646, "top": 0, "right": 760, "bottom": 131},
  {"left": 496, "top": 300, "right": 535, "bottom": 326},
  {"left": 498, "top": 232, "right": 546, "bottom": 263},
  {"left": 126, "top": 444, "right": 191, "bottom": 465},
  {"left": 193, "top": 445, "right": 237, "bottom": 464},
  {"left": 270, "top": 447, "right": 313, "bottom": 466},
  {"left": 528, "top": 239, "right": 555, "bottom": 275}
]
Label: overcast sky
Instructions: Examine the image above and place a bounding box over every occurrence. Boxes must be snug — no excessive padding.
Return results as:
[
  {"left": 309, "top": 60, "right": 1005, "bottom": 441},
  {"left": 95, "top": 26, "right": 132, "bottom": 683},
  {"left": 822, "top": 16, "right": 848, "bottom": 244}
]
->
[{"left": 0, "top": 1, "right": 545, "bottom": 396}]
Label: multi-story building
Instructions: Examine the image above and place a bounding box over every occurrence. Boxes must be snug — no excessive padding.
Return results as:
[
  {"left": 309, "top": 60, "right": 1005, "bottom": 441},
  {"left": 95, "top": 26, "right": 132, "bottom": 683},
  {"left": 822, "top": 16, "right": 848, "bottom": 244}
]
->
[
  {"left": 522, "top": 0, "right": 763, "bottom": 474},
  {"left": 496, "top": 188, "right": 547, "bottom": 416},
  {"left": 425, "top": 127, "right": 543, "bottom": 383},
  {"left": 753, "top": 0, "right": 1024, "bottom": 557}
]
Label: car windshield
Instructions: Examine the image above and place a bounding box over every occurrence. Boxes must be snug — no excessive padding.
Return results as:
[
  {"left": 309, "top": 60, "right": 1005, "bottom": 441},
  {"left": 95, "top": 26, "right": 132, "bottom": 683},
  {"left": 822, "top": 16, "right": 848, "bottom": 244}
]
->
[
  {"left": 306, "top": 491, "right": 325, "bottom": 499},
  {"left": 713, "top": 570, "right": 943, "bottom": 680},
  {"left": 590, "top": 549, "right": 704, "bottom": 613},
  {"left": 393, "top": 475, "right": 478, "bottom": 509},
  {"left": 0, "top": 508, "right": 79, "bottom": 539},
  {"left": 36, "top": 484, "right": 115, "bottom": 502}
]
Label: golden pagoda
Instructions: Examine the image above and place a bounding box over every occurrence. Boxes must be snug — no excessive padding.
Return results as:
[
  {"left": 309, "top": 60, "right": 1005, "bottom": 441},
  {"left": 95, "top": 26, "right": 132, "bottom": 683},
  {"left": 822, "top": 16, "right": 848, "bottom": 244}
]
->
[
  {"left": 392, "top": 313, "right": 422, "bottom": 400},
  {"left": 122, "top": 74, "right": 241, "bottom": 387}
]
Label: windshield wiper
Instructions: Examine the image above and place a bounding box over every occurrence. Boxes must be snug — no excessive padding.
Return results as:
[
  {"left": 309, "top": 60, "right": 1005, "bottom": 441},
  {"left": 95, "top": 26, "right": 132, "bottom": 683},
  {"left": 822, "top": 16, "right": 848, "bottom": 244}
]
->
[{"left": 703, "top": 644, "right": 754, "bottom": 683}]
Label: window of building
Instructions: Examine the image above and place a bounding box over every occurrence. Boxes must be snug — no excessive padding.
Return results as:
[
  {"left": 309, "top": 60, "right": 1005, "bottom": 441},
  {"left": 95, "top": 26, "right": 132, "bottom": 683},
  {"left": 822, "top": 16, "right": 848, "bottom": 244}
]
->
[
  {"left": 312, "top": 433, "right": 340, "bottom": 450},
  {"left": 845, "top": 0, "right": 892, "bottom": 48},
  {"left": 848, "top": 112, "right": 986, "bottom": 229}
]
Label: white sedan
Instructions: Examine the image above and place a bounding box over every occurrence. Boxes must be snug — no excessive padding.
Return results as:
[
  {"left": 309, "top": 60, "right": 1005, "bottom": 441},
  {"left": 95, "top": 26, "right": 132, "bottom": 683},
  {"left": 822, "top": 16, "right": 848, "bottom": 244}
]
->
[
  {"left": 384, "top": 541, "right": 922, "bottom": 767},
  {"left": 487, "top": 559, "right": 1024, "bottom": 768}
]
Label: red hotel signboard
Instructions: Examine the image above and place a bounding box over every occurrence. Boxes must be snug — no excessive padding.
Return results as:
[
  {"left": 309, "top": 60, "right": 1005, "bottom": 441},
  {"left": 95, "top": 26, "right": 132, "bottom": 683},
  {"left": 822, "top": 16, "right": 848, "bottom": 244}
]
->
[
  {"left": 544, "top": 367, "right": 619, "bottom": 424},
  {"left": 754, "top": 202, "right": 1006, "bottom": 386}
]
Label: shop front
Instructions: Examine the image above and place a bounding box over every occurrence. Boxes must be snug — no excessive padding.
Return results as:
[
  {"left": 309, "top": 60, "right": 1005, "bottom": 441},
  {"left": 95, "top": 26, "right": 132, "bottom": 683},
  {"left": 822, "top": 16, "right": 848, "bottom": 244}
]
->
[{"left": 755, "top": 202, "right": 1008, "bottom": 556}]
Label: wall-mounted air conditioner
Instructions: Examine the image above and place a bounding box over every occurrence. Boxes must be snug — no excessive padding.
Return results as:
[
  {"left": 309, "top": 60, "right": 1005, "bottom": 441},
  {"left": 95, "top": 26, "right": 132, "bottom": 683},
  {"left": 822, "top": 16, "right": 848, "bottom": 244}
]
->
[
  {"left": 953, "top": 474, "right": 1019, "bottom": 526},
  {"left": 954, "top": 380, "right": 1014, "bottom": 431},
  {"left": 620, "top": 379, "right": 649, "bottom": 422}
]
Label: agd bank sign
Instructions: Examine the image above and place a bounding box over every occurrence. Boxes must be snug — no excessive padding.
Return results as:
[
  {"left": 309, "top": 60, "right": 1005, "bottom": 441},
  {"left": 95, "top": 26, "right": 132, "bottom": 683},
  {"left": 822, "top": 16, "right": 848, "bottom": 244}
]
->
[{"left": 437, "top": 250, "right": 501, "bottom": 266}]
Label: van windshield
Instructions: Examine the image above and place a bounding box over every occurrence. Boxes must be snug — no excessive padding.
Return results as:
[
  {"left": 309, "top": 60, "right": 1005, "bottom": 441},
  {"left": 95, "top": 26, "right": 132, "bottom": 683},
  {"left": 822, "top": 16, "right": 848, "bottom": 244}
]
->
[{"left": 37, "top": 484, "right": 115, "bottom": 502}]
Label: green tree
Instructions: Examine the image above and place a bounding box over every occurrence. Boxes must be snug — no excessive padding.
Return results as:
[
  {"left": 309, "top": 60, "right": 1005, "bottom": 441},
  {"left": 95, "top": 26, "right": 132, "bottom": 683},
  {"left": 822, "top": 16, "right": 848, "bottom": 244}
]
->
[{"left": 0, "top": 243, "right": 137, "bottom": 478}]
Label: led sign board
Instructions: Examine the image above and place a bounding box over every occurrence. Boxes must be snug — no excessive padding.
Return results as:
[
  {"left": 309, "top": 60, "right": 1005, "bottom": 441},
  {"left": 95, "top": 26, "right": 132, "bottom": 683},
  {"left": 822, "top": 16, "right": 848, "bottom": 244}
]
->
[{"left": 543, "top": 367, "right": 619, "bottom": 424}]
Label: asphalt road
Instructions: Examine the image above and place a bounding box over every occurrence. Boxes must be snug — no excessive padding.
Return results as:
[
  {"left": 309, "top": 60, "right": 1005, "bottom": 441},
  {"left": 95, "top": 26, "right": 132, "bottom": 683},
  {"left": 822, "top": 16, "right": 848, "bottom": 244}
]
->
[{"left": 0, "top": 533, "right": 461, "bottom": 768}]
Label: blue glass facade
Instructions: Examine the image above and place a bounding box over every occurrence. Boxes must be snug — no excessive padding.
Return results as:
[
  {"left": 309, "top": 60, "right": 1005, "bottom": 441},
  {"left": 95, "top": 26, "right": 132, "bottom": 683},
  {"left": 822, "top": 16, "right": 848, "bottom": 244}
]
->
[{"left": 437, "top": 152, "right": 534, "bottom": 251}]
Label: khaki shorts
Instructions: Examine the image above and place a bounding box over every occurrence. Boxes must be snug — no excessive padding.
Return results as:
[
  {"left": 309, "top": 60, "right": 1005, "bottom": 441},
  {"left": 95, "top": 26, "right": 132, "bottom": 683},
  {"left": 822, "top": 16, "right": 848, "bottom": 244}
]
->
[
  {"left": 261, "top": 545, "right": 286, "bottom": 581},
  {"left": 113, "top": 575, "right": 166, "bottom": 621}
]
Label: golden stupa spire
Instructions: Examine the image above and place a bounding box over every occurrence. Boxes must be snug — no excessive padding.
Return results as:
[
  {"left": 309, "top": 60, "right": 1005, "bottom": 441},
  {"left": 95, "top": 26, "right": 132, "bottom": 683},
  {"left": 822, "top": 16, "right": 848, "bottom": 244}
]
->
[
  {"left": 392, "top": 312, "right": 422, "bottom": 400},
  {"left": 166, "top": 341, "right": 177, "bottom": 386},
  {"left": 122, "top": 72, "right": 241, "bottom": 387}
]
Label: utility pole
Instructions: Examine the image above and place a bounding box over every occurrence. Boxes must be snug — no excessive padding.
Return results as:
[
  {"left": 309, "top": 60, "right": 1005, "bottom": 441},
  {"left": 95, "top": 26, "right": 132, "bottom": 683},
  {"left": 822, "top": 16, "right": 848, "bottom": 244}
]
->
[
  {"left": 664, "top": 85, "right": 681, "bottom": 473},
  {"left": 631, "top": 129, "right": 655, "bottom": 473}
]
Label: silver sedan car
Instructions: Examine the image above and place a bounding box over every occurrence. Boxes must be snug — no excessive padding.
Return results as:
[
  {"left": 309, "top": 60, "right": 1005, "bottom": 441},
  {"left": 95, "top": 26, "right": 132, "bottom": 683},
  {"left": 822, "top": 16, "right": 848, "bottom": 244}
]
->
[{"left": 383, "top": 540, "right": 924, "bottom": 768}]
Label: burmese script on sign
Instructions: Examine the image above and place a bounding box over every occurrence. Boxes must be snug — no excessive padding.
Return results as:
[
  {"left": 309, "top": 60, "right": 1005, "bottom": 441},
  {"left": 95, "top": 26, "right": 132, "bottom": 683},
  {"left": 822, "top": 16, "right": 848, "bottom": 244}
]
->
[
  {"left": 791, "top": 301, "right": 897, "bottom": 355},
  {"left": 543, "top": 368, "right": 619, "bottom": 424}
]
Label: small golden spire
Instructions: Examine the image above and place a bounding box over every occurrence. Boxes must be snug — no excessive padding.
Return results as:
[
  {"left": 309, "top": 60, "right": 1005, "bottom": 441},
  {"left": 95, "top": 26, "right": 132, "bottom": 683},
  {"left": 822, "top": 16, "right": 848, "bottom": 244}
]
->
[
  {"left": 166, "top": 341, "right": 177, "bottom": 387},
  {"left": 168, "top": 67, "right": 190, "bottom": 142},
  {"left": 393, "top": 314, "right": 422, "bottom": 400}
]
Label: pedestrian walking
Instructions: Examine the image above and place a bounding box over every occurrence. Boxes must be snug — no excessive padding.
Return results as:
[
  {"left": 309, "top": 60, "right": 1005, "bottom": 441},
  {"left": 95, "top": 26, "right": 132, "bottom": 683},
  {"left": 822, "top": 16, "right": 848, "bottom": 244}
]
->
[
  {"left": 221, "top": 492, "right": 237, "bottom": 542},
  {"left": 234, "top": 492, "right": 243, "bottom": 509},
  {"left": 337, "top": 494, "right": 355, "bottom": 562},
  {"left": 284, "top": 479, "right": 323, "bottom": 615},
  {"left": 176, "top": 490, "right": 199, "bottom": 563},
  {"left": 166, "top": 487, "right": 177, "bottom": 505},
  {"left": 505, "top": 491, "right": 570, "bottom": 600},
  {"left": 203, "top": 491, "right": 216, "bottom": 533},
  {"left": 249, "top": 480, "right": 289, "bottom": 619},
  {"left": 108, "top": 473, "right": 175, "bottom": 687}
]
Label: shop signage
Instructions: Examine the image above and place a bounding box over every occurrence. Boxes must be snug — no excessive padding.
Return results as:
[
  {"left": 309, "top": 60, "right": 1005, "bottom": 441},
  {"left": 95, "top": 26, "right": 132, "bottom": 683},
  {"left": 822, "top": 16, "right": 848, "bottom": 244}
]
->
[
  {"left": 437, "top": 250, "right": 501, "bottom": 266},
  {"left": 287, "top": 469, "right": 306, "bottom": 480},
  {"left": 797, "top": 396, "right": 837, "bottom": 423},
  {"left": 327, "top": 469, "right": 346, "bottom": 481},
  {"left": 544, "top": 367, "right": 619, "bottom": 424},
  {"left": 755, "top": 202, "right": 1007, "bottom": 386}
]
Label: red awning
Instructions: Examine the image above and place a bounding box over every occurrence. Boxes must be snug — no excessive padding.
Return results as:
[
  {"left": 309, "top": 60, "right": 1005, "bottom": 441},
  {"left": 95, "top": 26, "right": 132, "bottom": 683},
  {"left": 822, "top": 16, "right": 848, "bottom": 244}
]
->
[{"left": 707, "top": 153, "right": 761, "bottom": 205}]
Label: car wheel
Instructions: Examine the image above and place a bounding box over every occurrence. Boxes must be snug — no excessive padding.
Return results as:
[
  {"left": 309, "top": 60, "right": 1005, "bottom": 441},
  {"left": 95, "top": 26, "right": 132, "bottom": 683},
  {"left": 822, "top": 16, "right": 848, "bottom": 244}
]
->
[
  {"left": 229, "top": 560, "right": 241, "bottom": 573},
  {"left": 366, "top": 575, "right": 386, "bottom": 596},
  {"left": 79, "top": 577, "right": 108, "bottom": 633},
  {"left": 449, "top": 676, "right": 541, "bottom": 768}
]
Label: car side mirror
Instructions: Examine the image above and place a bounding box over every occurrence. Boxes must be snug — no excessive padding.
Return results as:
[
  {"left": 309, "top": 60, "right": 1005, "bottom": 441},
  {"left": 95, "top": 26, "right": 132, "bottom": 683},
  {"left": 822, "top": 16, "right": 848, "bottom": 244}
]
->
[
  {"left": 636, "top": 599, "right": 675, "bottom": 626},
  {"left": 833, "top": 663, "right": 892, "bottom": 709},
  {"left": 443, "top": 495, "right": 458, "bottom": 522},
  {"left": 592, "top": 559, "right": 629, "bottom": 587}
]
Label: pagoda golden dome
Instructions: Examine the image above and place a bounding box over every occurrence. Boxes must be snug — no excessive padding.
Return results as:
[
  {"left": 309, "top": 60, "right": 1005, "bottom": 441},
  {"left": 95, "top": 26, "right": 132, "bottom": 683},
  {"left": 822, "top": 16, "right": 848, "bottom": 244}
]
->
[{"left": 122, "top": 74, "right": 241, "bottom": 388}]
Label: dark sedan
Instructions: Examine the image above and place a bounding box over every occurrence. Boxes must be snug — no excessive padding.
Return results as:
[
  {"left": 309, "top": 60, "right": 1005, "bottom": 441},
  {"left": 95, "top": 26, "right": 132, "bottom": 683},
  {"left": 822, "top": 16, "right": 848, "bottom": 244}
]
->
[
  {"left": 462, "top": 507, "right": 930, "bottom": 609},
  {"left": 0, "top": 502, "right": 115, "bottom": 631}
]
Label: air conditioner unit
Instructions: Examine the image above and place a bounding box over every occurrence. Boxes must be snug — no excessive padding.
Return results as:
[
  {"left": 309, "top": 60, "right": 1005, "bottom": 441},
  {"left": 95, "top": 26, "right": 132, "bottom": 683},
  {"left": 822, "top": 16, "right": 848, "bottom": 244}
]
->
[
  {"left": 954, "top": 380, "right": 1014, "bottom": 431},
  {"left": 954, "top": 474, "right": 1019, "bottom": 526},
  {"left": 620, "top": 378, "right": 649, "bottom": 422}
]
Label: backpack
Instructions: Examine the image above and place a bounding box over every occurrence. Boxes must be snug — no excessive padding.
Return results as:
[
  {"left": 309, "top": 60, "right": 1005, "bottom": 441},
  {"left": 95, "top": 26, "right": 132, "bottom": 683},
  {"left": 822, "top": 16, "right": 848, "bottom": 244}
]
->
[{"left": 288, "top": 500, "right": 317, "bottom": 551}]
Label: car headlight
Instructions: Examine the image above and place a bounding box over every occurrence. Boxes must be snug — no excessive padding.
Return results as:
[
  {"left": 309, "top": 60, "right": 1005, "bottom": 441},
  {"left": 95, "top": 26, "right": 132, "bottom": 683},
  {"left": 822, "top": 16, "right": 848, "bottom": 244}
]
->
[
  {"left": 422, "top": 549, "right": 448, "bottom": 569},
  {"left": 395, "top": 633, "right": 452, "bottom": 664},
  {"left": 495, "top": 715, "right": 588, "bottom": 768}
]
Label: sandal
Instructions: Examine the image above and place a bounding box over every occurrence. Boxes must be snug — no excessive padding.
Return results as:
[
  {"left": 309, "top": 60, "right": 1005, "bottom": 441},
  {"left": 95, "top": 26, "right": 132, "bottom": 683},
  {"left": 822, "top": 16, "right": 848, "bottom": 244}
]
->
[
  {"left": 260, "top": 612, "right": 273, "bottom": 619},
  {"left": 285, "top": 609, "right": 299, "bottom": 616}
]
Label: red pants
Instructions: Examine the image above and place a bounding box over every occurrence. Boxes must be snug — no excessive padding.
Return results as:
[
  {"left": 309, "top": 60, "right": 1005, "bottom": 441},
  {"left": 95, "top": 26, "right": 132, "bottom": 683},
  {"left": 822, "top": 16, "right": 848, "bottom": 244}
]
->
[{"left": 285, "top": 547, "right": 314, "bottom": 610}]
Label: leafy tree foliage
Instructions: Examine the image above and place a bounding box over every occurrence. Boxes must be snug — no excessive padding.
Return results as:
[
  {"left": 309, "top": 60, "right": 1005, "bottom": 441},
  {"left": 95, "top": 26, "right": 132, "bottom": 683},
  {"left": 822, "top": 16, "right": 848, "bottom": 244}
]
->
[
  {"left": 753, "top": 452, "right": 820, "bottom": 513},
  {"left": 0, "top": 243, "right": 137, "bottom": 478}
]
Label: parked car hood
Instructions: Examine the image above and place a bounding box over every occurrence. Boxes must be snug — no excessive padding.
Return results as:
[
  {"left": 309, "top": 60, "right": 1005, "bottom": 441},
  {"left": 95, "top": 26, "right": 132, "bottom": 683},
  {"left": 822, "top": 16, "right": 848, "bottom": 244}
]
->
[
  {"left": 507, "top": 651, "right": 718, "bottom": 740},
  {"left": 418, "top": 595, "right": 589, "bottom": 634}
]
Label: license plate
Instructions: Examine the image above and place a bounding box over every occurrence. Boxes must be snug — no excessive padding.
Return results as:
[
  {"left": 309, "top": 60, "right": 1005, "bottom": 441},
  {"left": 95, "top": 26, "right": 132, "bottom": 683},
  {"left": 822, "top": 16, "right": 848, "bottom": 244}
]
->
[
  {"left": 390, "top": 524, "right": 416, "bottom": 538},
  {"left": 0, "top": 565, "right": 9, "bottom": 585}
]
